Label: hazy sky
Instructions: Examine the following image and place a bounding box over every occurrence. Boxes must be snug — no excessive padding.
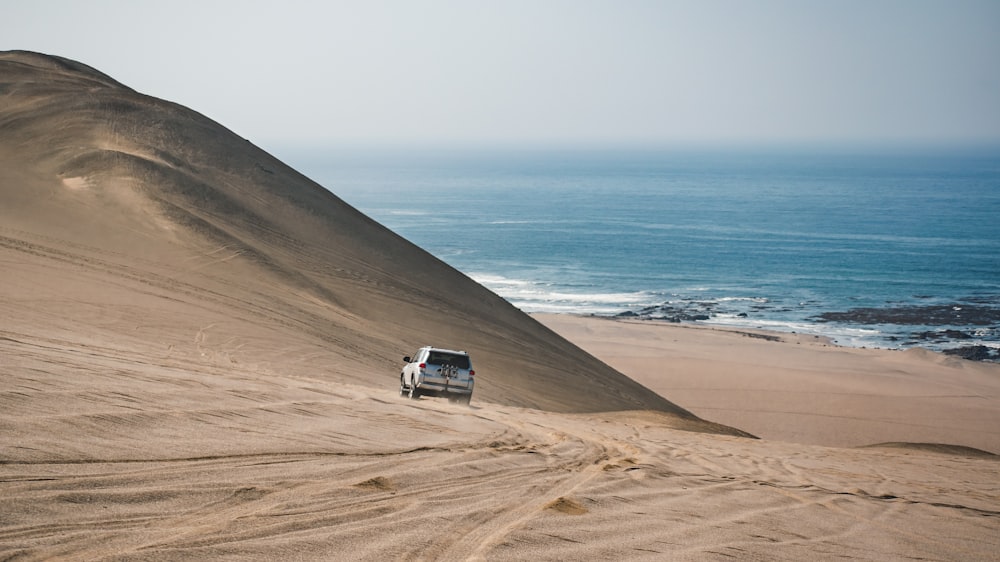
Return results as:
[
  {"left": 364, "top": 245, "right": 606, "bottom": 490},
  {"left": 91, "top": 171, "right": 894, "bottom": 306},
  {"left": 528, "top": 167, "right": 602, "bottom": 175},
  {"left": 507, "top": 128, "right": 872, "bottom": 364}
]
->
[{"left": 4, "top": 0, "right": 1000, "bottom": 149}]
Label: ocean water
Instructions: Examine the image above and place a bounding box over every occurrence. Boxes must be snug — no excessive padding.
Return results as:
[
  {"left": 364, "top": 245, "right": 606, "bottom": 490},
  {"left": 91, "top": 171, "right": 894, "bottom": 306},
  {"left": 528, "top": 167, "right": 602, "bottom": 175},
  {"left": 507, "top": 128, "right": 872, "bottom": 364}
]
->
[{"left": 285, "top": 147, "right": 1000, "bottom": 355}]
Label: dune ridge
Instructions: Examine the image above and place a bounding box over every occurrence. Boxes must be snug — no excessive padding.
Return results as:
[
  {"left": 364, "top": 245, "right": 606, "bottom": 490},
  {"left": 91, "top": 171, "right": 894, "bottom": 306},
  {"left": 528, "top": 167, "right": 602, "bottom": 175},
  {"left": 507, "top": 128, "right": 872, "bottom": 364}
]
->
[{"left": 2, "top": 51, "right": 998, "bottom": 560}]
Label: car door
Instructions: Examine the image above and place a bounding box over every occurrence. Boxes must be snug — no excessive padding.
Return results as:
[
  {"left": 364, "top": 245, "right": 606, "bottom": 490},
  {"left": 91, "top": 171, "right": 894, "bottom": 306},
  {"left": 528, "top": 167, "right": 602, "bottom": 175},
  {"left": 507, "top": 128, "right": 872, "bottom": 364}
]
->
[
  {"left": 404, "top": 349, "right": 421, "bottom": 385},
  {"left": 428, "top": 351, "right": 472, "bottom": 389}
]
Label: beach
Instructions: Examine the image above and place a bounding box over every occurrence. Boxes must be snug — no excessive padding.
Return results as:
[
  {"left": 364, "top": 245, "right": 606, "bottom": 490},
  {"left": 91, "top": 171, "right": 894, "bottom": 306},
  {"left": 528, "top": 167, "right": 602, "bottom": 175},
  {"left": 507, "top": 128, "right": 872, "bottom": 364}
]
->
[
  {"left": 2, "top": 51, "right": 999, "bottom": 560},
  {"left": 536, "top": 314, "right": 1000, "bottom": 452}
]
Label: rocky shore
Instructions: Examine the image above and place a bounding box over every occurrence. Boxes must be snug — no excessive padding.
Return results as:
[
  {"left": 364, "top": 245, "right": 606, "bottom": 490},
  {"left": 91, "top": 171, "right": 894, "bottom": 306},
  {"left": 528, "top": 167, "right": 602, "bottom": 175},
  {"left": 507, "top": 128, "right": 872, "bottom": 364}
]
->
[
  {"left": 813, "top": 303, "right": 1000, "bottom": 326},
  {"left": 614, "top": 299, "right": 1000, "bottom": 362}
]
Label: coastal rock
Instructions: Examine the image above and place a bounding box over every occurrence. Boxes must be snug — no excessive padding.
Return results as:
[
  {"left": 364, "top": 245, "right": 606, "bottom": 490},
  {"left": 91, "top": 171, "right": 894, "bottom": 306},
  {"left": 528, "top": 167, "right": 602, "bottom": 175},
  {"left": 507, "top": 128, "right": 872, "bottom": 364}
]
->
[
  {"left": 616, "top": 302, "right": 718, "bottom": 323},
  {"left": 912, "top": 329, "right": 974, "bottom": 342},
  {"left": 941, "top": 346, "right": 999, "bottom": 362},
  {"left": 814, "top": 304, "right": 1000, "bottom": 326}
]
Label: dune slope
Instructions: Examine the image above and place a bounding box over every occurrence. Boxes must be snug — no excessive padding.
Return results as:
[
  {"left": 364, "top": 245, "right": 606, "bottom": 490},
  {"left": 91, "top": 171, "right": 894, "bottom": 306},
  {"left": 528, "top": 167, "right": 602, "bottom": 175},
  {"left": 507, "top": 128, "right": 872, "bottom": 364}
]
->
[{"left": 0, "top": 50, "right": 686, "bottom": 415}]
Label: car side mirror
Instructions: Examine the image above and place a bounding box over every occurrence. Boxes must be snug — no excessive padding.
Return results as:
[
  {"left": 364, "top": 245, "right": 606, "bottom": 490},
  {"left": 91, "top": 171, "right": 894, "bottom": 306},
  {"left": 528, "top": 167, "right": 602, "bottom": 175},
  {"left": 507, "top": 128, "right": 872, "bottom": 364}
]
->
[{"left": 403, "top": 356, "right": 411, "bottom": 363}]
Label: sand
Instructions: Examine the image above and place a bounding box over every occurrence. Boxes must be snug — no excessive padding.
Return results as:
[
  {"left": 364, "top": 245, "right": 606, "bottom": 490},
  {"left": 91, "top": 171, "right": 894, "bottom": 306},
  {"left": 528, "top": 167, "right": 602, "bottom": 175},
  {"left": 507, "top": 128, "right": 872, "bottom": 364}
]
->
[
  {"left": 3, "top": 332, "right": 999, "bottom": 560},
  {"left": 535, "top": 314, "right": 1000, "bottom": 453},
  {"left": 2, "top": 51, "right": 999, "bottom": 560}
]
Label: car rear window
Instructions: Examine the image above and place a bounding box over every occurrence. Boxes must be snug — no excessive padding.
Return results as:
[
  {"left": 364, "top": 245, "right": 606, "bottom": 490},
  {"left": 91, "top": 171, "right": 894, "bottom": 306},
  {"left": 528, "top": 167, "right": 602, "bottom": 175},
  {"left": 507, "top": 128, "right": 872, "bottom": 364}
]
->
[{"left": 427, "top": 352, "right": 470, "bottom": 369}]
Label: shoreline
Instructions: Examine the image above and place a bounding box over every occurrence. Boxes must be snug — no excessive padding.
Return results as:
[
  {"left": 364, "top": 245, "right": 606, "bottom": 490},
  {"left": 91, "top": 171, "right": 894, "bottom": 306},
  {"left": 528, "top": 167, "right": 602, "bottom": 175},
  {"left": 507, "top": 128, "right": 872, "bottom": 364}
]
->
[
  {"left": 533, "top": 313, "right": 1000, "bottom": 453},
  {"left": 582, "top": 310, "right": 1000, "bottom": 363},
  {"left": 603, "top": 314, "right": 840, "bottom": 347}
]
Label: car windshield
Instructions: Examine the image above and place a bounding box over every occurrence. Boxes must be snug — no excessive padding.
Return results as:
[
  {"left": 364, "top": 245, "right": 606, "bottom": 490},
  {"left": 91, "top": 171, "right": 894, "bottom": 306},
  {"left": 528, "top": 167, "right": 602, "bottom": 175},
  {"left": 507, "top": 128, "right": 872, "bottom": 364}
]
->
[{"left": 427, "top": 352, "right": 470, "bottom": 369}]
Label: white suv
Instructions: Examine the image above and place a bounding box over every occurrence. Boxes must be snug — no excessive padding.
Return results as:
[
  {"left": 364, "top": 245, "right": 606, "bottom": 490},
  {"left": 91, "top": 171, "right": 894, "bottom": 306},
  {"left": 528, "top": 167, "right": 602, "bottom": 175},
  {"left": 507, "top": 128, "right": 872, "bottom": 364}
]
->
[{"left": 399, "top": 347, "right": 474, "bottom": 405}]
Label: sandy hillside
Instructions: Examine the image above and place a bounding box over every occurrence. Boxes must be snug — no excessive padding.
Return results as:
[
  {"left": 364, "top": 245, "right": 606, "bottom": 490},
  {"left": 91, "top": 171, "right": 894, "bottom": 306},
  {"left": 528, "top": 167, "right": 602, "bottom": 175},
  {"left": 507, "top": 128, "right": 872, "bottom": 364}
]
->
[
  {"left": 2, "top": 51, "right": 999, "bottom": 560},
  {"left": 0, "top": 50, "right": 683, "bottom": 415}
]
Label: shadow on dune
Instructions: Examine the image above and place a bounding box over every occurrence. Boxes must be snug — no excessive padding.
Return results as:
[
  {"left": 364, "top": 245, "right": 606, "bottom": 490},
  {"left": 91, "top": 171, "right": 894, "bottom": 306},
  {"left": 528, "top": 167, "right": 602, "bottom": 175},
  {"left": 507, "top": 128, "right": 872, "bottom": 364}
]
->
[{"left": 862, "top": 442, "right": 998, "bottom": 459}]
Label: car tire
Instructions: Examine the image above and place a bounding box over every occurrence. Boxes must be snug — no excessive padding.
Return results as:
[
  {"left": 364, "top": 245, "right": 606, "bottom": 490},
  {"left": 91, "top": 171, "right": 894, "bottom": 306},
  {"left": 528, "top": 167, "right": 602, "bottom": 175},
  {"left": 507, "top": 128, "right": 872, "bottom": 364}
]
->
[
  {"left": 408, "top": 379, "right": 420, "bottom": 400},
  {"left": 399, "top": 376, "right": 407, "bottom": 397}
]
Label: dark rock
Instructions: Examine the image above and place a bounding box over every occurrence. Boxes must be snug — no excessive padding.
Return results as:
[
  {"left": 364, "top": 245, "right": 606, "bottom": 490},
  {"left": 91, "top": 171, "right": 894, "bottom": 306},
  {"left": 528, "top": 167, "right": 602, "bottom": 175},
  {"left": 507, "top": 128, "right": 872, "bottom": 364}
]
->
[
  {"left": 814, "top": 304, "right": 1000, "bottom": 326},
  {"left": 741, "top": 332, "right": 782, "bottom": 342},
  {"left": 913, "top": 330, "right": 973, "bottom": 341},
  {"left": 620, "top": 303, "right": 718, "bottom": 323},
  {"left": 942, "top": 346, "right": 999, "bottom": 362}
]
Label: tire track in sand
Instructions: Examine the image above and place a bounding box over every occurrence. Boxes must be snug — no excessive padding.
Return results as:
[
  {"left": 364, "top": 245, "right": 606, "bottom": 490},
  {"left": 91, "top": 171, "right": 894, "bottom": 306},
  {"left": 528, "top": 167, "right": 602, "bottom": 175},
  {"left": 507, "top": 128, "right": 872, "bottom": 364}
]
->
[{"left": 402, "top": 410, "right": 639, "bottom": 562}]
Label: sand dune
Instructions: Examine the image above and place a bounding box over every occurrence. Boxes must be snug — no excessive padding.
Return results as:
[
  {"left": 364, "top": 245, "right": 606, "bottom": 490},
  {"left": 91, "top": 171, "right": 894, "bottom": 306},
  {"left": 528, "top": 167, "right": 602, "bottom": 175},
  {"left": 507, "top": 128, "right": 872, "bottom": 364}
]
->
[
  {"left": 0, "top": 50, "right": 684, "bottom": 416},
  {"left": 2, "top": 51, "right": 999, "bottom": 560}
]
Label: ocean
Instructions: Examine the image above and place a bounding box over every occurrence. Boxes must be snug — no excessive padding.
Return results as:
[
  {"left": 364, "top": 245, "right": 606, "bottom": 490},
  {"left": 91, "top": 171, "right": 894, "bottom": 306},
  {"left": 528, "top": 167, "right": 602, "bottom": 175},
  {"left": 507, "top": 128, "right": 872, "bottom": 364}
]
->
[{"left": 284, "top": 146, "right": 1000, "bottom": 358}]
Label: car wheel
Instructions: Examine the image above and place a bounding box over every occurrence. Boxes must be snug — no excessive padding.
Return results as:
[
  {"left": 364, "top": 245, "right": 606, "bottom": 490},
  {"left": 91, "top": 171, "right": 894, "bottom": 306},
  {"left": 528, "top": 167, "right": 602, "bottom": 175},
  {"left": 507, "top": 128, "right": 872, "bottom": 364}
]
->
[
  {"left": 399, "top": 376, "right": 407, "bottom": 397},
  {"left": 408, "top": 379, "right": 420, "bottom": 400}
]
